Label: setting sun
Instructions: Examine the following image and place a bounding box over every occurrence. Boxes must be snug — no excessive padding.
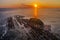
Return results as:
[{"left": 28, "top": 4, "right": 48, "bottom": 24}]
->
[{"left": 34, "top": 4, "right": 38, "bottom": 7}]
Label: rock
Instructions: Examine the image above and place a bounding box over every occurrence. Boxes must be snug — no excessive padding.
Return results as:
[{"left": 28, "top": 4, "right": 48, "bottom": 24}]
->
[{"left": 0, "top": 15, "right": 60, "bottom": 40}]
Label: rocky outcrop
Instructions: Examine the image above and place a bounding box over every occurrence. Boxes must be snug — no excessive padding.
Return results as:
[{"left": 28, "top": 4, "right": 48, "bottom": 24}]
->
[{"left": 0, "top": 15, "right": 60, "bottom": 40}]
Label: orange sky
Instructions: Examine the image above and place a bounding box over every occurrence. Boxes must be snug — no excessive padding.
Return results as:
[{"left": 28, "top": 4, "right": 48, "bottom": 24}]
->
[
  {"left": 0, "top": 3, "right": 60, "bottom": 8},
  {"left": 0, "top": 4, "right": 60, "bottom": 8},
  {"left": 0, "top": 0, "right": 60, "bottom": 8}
]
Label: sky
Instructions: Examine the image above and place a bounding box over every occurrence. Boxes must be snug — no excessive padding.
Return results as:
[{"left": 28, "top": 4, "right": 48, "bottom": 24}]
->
[{"left": 0, "top": 0, "right": 60, "bottom": 8}]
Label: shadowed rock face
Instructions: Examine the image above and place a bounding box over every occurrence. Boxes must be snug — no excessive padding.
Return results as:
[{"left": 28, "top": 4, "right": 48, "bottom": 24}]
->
[
  {"left": 0, "top": 15, "right": 60, "bottom": 40},
  {"left": 28, "top": 18, "right": 44, "bottom": 30}
]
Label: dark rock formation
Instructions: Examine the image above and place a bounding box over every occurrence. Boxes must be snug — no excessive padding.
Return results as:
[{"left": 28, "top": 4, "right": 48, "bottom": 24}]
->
[{"left": 0, "top": 15, "right": 60, "bottom": 40}]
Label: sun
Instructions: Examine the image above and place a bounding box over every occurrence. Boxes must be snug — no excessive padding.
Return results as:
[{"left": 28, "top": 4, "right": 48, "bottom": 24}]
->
[{"left": 34, "top": 4, "right": 38, "bottom": 7}]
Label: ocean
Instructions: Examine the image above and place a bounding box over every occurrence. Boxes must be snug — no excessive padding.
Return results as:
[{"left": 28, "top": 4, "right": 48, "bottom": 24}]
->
[{"left": 0, "top": 8, "right": 60, "bottom": 34}]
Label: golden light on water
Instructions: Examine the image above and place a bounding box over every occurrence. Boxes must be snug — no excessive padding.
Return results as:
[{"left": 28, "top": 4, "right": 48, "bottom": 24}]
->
[{"left": 34, "top": 4, "right": 38, "bottom": 18}]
